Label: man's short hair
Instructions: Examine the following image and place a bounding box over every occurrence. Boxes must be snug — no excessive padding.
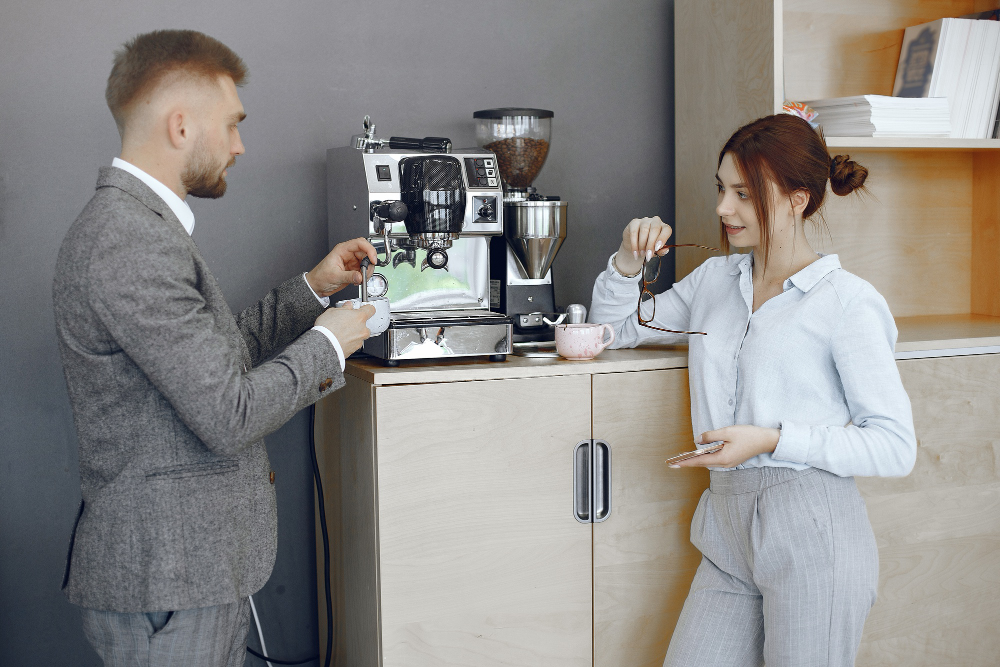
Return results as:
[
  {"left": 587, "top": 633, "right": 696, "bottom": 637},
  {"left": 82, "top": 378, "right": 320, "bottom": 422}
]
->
[{"left": 106, "top": 30, "right": 248, "bottom": 133}]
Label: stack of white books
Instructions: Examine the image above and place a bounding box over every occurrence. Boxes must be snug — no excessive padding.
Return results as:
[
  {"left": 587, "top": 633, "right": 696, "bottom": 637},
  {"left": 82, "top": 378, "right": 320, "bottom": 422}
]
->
[
  {"left": 892, "top": 16, "right": 1000, "bottom": 139},
  {"left": 806, "top": 95, "right": 951, "bottom": 137}
]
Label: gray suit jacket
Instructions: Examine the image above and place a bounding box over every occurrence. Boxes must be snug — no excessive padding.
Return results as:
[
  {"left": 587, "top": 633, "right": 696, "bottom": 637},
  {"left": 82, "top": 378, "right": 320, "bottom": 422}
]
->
[{"left": 54, "top": 167, "right": 344, "bottom": 612}]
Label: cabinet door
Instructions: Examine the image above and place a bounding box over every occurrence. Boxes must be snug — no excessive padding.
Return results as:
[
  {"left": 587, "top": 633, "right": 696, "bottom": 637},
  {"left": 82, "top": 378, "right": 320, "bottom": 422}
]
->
[
  {"left": 592, "top": 368, "right": 707, "bottom": 667},
  {"left": 856, "top": 354, "right": 1000, "bottom": 665},
  {"left": 374, "top": 374, "right": 593, "bottom": 667}
]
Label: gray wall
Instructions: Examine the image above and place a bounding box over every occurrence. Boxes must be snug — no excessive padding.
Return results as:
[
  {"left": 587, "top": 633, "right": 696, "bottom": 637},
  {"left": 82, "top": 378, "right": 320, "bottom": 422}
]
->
[{"left": 0, "top": 1, "right": 674, "bottom": 663}]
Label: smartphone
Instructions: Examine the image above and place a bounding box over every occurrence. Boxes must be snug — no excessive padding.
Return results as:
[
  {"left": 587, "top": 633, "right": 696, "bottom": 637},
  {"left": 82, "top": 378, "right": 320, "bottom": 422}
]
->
[{"left": 665, "top": 443, "right": 723, "bottom": 465}]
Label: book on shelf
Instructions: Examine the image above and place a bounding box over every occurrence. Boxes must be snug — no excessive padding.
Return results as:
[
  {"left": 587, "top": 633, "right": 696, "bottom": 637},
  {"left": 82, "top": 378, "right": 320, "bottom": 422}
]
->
[
  {"left": 892, "top": 17, "right": 1000, "bottom": 139},
  {"left": 805, "top": 95, "right": 951, "bottom": 138}
]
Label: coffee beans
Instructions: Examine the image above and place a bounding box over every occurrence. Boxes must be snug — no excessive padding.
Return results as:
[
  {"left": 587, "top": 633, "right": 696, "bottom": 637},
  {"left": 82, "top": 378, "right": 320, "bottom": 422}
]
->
[{"left": 484, "top": 137, "right": 550, "bottom": 187}]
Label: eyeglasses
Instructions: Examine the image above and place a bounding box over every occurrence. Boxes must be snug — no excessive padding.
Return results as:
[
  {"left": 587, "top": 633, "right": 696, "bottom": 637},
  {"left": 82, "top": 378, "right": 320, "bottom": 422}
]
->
[{"left": 638, "top": 244, "right": 721, "bottom": 335}]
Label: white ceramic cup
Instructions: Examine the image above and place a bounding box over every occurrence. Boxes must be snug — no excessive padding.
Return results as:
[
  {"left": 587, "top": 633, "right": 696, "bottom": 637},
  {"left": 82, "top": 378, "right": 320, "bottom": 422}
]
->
[
  {"left": 348, "top": 297, "right": 390, "bottom": 336},
  {"left": 554, "top": 323, "right": 615, "bottom": 360}
]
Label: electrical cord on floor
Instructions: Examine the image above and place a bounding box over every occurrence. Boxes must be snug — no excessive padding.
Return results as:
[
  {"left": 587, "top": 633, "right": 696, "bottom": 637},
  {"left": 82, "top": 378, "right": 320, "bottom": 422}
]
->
[
  {"left": 243, "top": 404, "right": 334, "bottom": 666},
  {"left": 246, "top": 593, "right": 317, "bottom": 665},
  {"left": 310, "top": 402, "right": 337, "bottom": 667},
  {"left": 248, "top": 594, "right": 275, "bottom": 667},
  {"left": 246, "top": 645, "right": 315, "bottom": 666}
]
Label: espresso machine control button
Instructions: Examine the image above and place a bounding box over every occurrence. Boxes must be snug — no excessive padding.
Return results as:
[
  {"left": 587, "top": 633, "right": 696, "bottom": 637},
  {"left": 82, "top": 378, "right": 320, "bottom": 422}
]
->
[
  {"left": 375, "top": 164, "right": 392, "bottom": 181},
  {"left": 477, "top": 200, "right": 495, "bottom": 220}
]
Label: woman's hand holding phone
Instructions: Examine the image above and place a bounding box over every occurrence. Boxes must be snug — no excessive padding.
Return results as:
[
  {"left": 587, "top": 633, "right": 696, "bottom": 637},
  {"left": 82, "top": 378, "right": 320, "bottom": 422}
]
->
[{"left": 668, "top": 425, "right": 781, "bottom": 469}]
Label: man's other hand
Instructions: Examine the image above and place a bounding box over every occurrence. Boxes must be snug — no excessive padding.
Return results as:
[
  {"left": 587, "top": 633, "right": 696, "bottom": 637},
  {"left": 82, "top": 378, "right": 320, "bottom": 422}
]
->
[
  {"left": 315, "top": 302, "right": 375, "bottom": 357},
  {"left": 306, "top": 238, "right": 378, "bottom": 297}
]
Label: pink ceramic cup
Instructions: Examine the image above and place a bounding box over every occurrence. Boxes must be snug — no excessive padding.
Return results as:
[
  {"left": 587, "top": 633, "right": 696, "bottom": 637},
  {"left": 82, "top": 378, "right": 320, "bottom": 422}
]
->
[{"left": 554, "top": 323, "right": 616, "bottom": 360}]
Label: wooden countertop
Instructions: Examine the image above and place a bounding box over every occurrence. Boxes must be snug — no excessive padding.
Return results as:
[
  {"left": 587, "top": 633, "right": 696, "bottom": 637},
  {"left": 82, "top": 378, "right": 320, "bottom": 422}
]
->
[
  {"left": 895, "top": 314, "right": 1000, "bottom": 355},
  {"left": 345, "top": 346, "right": 690, "bottom": 385},
  {"left": 345, "top": 314, "right": 1000, "bottom": 385}
]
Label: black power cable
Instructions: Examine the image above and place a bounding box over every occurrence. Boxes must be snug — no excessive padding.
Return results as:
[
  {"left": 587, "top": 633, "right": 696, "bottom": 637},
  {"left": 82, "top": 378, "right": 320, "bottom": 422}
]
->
[
  {"left": 247, "top": 645, "right": 316, "bottom": 665},
  {"left": 310, "top": 403, "right": 337, "bottom": 667},
  {"left": 245, "top": 404, "right": 335, "bottom": 666}
]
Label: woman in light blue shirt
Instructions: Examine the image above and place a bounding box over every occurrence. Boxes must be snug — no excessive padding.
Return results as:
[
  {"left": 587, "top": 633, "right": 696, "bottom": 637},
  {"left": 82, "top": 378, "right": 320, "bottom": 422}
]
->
[{"left": 589, "top": 113, "right": 916, "bottom": 667}]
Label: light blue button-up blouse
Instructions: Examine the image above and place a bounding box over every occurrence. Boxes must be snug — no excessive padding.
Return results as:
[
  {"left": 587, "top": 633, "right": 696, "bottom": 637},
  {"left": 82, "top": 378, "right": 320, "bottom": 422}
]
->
[{"left": 589, "top": 252, "right": 916, "bottom": 478}]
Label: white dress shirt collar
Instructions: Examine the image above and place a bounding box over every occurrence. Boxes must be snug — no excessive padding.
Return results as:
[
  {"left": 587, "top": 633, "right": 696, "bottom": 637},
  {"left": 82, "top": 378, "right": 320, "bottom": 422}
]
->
[
  {"left": 111, "top": 158, "right": 195, "bottom": 235},
  {"left": 729, "top": 252, "right": 842, "bottom": 293}
]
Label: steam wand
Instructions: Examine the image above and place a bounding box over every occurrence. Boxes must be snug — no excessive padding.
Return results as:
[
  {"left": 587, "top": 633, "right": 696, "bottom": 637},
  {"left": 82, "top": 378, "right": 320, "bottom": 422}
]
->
[{"left": 360, "top": 258, "right": 370, "bottom": 302}]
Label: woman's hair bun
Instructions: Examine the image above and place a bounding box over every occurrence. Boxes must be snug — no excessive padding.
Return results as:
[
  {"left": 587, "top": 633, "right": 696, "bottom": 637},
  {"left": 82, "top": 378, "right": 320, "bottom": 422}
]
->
[{"left": 829, "top": 154, "right": 868, "bottom": 196}]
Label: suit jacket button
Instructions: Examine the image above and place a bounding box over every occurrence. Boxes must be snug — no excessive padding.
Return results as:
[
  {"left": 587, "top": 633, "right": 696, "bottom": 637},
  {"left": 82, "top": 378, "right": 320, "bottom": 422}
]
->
[{"left": 269, "top": 471, "right": 275, "bottom": 484}]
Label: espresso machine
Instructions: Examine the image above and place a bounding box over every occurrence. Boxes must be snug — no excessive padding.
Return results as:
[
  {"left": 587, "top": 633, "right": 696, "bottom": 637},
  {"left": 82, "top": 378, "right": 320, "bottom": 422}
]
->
[
  {"left": 474, "top": 108, "right": 568, "bottom": 345},
  {"left": 327, "top": 116, "right": 513, "bottom": 365}
]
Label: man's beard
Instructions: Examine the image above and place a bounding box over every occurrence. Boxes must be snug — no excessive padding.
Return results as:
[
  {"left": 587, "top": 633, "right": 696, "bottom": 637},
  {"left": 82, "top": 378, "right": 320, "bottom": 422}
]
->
[{"left": 182, "top": 144, "right": 234, "bottom": 199}]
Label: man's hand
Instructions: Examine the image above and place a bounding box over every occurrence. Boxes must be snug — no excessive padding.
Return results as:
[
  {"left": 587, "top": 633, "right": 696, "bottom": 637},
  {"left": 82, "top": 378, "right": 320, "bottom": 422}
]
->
[
  {"left": 670, "top": 425, "right": 781, "bottom": 469},
  {"left": 306, "top": 238, "right": 378, "bottom": 298},
  {"left": 315, "top": 302, "right": 376, "bottom": 357}
]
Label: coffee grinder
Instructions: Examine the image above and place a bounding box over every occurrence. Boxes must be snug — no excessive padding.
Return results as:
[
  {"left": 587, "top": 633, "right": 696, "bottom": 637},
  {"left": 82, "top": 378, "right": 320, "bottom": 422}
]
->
[{"left": 475, "top": 109, "right": 568, "bottom": 344}]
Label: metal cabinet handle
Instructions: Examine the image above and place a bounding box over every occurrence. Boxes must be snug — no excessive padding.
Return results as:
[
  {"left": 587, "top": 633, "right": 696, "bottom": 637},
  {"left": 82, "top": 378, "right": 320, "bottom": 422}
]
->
[
  {"left": 573, "top": 440, "right": 590, "bottom": 523},
  {"left": 574, "top": 439, "right": 611, "bottom": 523},
  {"left": 593, "top": 440, "right": 611, "bottom": 523}
]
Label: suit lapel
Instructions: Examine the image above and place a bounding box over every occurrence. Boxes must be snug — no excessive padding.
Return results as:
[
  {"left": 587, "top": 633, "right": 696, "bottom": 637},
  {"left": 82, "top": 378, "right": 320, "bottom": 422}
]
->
[{"left": 96, "top": 167, "right": 188, "bottom": 236}]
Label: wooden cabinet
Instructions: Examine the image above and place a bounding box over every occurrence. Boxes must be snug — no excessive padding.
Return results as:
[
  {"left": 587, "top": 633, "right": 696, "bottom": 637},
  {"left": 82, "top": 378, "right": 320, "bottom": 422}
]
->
[
  {"left": 675, "top": 1, "right": 1000, "bottom": 662},
  {"left": 856, "top": 353, "right": 1000, "bottom": 665},
  {"left": 315, "top": 348, "right": 1000, "bottom": 665},
  {"left": 314, "top": 350, "right": 701, "bottom": 667}
]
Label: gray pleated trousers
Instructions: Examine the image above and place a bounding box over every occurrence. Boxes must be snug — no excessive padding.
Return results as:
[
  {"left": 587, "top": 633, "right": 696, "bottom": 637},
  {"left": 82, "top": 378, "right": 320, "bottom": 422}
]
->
[
  {"left": 664, "top": 466, "right": 879, "bottom": 667},
  {"left": 80, "top": 598, "right": 251, "bottom": 667}
]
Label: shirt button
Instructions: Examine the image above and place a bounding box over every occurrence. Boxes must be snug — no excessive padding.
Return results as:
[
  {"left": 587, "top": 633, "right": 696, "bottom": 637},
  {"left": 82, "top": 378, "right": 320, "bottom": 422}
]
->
[{"left": 728, "top": 399, "right": 734, "bottom": 406}]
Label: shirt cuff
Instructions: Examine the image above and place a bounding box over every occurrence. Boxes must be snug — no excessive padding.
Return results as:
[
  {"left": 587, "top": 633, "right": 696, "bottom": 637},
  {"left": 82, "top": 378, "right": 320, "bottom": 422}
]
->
[
  {"left": 772, "top": 422, "right": 810, "bottom": 465},
  {"left": 303, "top": 272, "right": 331, "bottom": 308},
  {"left": 311, "top": 325, "right": 346, "bottom": 371},
  {"left": 609, "top": 253, "right": 643, "bottom": 281}
]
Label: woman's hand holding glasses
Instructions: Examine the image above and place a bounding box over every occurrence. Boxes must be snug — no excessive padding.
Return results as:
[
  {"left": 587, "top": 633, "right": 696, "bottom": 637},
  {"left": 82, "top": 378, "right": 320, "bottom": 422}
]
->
[
  {"left": 615, "top": 217, "right": 721, "bottom": 336},
  {"left": 615, "top": 216, "right": 676, "bottom": 277}
]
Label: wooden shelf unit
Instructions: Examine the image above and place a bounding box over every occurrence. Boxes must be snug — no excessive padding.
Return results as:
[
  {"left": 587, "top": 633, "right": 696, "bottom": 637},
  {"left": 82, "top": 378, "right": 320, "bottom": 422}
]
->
[
  {"left": 825, "top": 136, "right": 1000, "bottom": 150},
  {"left": 675, "top": 0, "right": 1000, "bottom": 347},
  {"left": 676, "top": 2, "right": 1000, "bottom": 664}
]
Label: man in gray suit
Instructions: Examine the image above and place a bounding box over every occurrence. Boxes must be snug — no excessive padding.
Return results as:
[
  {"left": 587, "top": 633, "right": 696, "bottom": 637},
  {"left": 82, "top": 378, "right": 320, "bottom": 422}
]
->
[{"left": 53, "top": 30, "right": 375, "bottom": 665}]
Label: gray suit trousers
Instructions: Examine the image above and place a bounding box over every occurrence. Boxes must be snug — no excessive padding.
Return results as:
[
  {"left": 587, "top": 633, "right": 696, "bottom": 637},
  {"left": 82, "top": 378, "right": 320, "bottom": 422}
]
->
[
  {"left": 81, "top": 599, "right": 251, "bottom": 667},
  {"left": 664, "top": 467, "right": 879, "bottom": 667}
]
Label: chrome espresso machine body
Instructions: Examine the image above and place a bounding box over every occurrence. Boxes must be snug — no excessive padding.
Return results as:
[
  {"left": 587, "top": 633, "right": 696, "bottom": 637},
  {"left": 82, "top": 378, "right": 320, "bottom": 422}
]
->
[{"left": 327, "top": 117, "right": 512, "bottom": 364}]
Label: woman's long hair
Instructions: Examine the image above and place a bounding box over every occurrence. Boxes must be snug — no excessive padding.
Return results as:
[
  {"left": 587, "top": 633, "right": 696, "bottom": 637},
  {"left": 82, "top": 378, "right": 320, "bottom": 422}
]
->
[{"left": 718, "top": 113, "right": 868, "bottom": 270}]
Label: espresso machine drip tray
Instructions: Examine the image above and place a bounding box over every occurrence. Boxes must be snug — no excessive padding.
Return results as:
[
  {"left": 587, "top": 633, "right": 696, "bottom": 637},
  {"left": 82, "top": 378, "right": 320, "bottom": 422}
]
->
[
  {"left": 364, "top": 310, "right": 513, "bottom": 365},
  {"left": 390, "top": 309, "right": 506, "bottom": 324}
]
